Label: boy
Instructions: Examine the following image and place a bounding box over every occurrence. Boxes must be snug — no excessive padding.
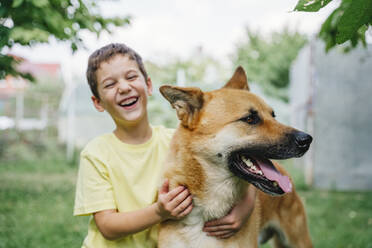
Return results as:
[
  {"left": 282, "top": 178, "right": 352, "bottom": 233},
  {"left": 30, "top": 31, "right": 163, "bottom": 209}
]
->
[{"left": 74, "top": 43, "right": 256, "bottom": 248}]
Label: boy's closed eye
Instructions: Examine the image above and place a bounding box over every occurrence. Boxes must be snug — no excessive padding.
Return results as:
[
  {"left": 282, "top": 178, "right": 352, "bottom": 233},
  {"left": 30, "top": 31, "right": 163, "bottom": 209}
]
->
[
  {"left": 104, "top": 81, "right": 116, "bottom": 88},
  {"left": 127, "top": 73, "right": 138, "bottom": 81}
]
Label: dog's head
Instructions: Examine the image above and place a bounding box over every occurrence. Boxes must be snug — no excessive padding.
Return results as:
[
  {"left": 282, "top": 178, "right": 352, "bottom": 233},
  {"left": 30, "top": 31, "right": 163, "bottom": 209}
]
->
[{"left": 160, "top": 66, "right": 312, "bottom": 196}]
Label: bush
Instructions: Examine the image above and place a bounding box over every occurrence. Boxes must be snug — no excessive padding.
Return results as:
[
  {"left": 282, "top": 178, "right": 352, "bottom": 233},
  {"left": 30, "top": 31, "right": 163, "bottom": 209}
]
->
[{"left": 0, "top": 128, "right": 78, "bottom": 171}]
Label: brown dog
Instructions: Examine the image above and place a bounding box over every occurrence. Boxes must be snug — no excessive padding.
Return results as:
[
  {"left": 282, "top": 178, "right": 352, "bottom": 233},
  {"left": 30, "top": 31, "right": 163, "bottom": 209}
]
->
[{"left": 158, "top": 67, "right": 313, "bottom": 248}]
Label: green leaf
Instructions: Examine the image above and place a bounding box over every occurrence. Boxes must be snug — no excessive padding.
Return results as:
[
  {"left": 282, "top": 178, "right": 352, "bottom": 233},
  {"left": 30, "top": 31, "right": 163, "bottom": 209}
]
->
[
  {"left": 71, "top": 42, "right": 78, "bottom": 52},
  {"left": 9, "top": 27, "right": 50, "bottom": 45},
  {"left": 318, "top": 0, "right": 372, "bottom": 52},
  {"left": 294, "top": 0, "right": 333, "bottom": 12},
  {"left": 1, "top": 0, "right": 131, "bottom": 82},
  {"left": 31, "top": 0, "right": 49, "bottom": 8},
  {"left": 12, "top": 0, "right": 24, "bottom": 8},
  {"left": 357, "top": 25, "right": 368, "bottom": 47},
  {"left": 319, "top": 9, "right": 340, "bottom": 51},
  {"left": 335, "top": 0, "right": 372, "bottom": 44},
  {"left": 0, "top": 25, "right": 10, "bottom": 47}
]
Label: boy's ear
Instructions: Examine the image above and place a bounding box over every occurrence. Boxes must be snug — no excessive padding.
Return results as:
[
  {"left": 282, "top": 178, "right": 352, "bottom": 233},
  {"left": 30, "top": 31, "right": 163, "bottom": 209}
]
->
[
  {"left": 223, "top": 66, "right": 250, "bottom": 91},
  {"left": 91, "top": 96, "right": 105, "bottom": 112},
  {"left": 160, "top": 85, "right": 204, "bottom": 130},
  {"left": 146, "top": 77, "right": 153, "bottom": 96}
]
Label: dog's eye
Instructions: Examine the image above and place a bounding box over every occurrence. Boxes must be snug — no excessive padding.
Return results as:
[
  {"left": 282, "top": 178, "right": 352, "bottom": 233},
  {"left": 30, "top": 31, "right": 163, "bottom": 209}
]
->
[
  {"left": 240, "top": 114, "right": 260, "bottom": 125},
  {"left": 272, "top": 111, "right": 276, "bottom": 118}
]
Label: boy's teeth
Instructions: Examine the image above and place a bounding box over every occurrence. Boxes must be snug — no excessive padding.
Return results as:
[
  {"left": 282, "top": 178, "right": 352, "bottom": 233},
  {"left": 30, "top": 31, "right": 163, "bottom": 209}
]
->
[
  {"left": 120, "top": 98, "right": 137, "bottom": 106},
  {"left": 124, "top": 99, "right": 136, "bottom": 104}
]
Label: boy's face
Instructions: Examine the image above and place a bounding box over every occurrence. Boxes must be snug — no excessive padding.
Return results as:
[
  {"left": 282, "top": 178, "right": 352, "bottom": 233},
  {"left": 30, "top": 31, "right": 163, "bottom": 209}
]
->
[{"left": 92, "top": 54, "right": 153, "bottom": 126}]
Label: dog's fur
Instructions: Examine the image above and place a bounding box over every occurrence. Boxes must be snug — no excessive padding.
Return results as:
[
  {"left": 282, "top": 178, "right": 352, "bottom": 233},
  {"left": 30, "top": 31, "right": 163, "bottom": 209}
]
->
[{"left": 158, "top": 67, "right": 313, "bottom": 248}]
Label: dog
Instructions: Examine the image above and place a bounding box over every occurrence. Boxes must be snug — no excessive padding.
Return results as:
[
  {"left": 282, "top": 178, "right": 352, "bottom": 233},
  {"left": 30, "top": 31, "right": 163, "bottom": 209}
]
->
[{"left": 158, "top": 66, "right": 313, "bottom": 248}]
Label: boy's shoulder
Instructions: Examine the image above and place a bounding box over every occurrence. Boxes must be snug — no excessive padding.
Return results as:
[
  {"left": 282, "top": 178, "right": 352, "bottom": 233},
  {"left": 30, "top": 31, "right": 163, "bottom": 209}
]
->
[
  {"left": 80, "top": 126, "right": 175, "bottom": 157},
  {"left": 81, "top": 133, "right": 113, "bottom": 156},
  {"left": 153, "top": 125, "right": 175, "bottom": 141},
  {"left": 153, "top": 124, "right": 175, "bottom": 134}
]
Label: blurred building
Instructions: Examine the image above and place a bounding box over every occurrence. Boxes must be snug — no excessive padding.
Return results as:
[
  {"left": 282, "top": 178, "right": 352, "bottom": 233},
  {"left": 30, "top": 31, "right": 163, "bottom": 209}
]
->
[
  {"left": 290, "top": 40, "right": 372, "bottom": 190},
  {"left": 0, "top": 55, "right": 61, "bottom": 97},
  {"left": 0, "top": 55, "right": 61, "bottom": 130},
  {"left": 58, "top": 82, "right": 114, "bottom": 148}
]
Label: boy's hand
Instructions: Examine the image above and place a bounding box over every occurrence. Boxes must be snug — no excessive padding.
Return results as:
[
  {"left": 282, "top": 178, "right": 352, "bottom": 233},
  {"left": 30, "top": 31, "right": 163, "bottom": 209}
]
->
[
  {"left": 156, "top": 179, "right": 193, "bottom": 221},
  {"left": 203, "top": 186, "right": 256, "bottom": 239}
]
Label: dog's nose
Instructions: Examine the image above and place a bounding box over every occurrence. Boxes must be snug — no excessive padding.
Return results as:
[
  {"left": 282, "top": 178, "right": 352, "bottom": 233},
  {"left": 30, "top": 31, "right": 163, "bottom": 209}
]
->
[{"left": 294, "top": 131, "right": 313, "bottom": 148}]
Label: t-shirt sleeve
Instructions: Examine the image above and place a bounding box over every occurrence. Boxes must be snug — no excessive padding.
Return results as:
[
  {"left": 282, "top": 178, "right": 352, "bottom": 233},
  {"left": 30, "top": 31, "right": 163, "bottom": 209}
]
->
[{"left": 73, "top": 151, "right": 116, "bottom": 216}]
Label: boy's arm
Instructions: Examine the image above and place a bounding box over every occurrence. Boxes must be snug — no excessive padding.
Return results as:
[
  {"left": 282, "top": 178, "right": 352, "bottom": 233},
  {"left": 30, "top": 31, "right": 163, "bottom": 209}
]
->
[
  {"left": 203, "top": 185, "right": 256, "bottom": 239},
  {"left": 94, "top": 179, "right": 193, "bottom": 240}
]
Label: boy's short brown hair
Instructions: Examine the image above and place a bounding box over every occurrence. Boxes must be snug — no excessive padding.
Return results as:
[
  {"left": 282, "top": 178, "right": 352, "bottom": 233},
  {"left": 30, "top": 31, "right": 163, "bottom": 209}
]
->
[{"left": 86, "top": 43, "right": 148, "bottom": 99}]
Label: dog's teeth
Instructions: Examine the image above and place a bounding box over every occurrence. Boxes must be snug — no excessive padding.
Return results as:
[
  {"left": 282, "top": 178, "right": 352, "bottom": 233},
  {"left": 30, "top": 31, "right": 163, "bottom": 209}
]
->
[
  {"left": 241, "top": 156, "right": 265, "bottom": 177},
  {"left": 242, "top": 156, "right": 253, "bottom": 167}
]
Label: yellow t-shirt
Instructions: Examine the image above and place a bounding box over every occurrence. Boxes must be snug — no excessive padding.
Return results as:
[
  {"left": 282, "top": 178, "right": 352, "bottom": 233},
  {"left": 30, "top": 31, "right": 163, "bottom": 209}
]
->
[{"left": 74, "top": 126, "right": 174, "bottom": 248}]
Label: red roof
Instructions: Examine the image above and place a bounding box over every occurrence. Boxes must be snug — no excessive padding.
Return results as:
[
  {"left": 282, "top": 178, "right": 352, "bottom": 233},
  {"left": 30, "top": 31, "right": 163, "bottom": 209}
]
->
[
  {"left": 8, "top": 53, "right": 61, "bottom": 77},
  {"left": 0, "top": 54, "right": 61, "bottom": 98}
]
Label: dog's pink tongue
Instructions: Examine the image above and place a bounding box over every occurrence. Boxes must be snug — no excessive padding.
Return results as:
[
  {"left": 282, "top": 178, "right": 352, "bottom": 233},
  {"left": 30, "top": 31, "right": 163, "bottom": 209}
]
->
[{"left": 255, "top": 158, "right": 292, "bottom": 193}]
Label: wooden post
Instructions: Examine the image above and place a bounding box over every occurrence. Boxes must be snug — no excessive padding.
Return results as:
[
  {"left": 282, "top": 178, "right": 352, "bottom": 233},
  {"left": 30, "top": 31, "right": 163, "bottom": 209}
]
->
[
  {"left": 15, "top": 90, "right": 24, "bottom": 130},
  {"left": 304, "top": 39, "right": 316, "bottom": 187}
]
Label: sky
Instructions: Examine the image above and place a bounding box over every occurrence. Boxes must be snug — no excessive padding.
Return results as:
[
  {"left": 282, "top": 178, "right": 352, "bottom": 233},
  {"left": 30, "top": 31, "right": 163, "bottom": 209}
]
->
[{"left": 10, "top": 0, "right": 340, "bottom": 76}]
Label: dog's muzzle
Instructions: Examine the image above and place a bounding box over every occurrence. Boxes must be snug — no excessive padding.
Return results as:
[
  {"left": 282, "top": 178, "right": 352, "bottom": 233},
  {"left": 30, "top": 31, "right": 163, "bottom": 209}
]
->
[
  {"left": 292, "top": 131, "right": 313, "bottom": 153},
  {"left": 226, "top": 130, "right": 312, "bottom": 196}
]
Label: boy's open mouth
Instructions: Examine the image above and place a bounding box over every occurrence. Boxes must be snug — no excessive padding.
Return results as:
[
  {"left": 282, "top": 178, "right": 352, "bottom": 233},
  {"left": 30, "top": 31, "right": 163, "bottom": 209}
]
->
[
  {"left": 118, "top": 97, "right": 139, "bottom": 108},
  {"left": 229, "top": 154, "right": 292, "bottom": 196}
]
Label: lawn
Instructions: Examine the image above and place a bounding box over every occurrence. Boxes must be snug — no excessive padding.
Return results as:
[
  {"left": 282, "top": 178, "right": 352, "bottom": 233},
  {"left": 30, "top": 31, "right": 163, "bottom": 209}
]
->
[
  {"left": 1, "top": 157, "right": 371, "bottom": 248},
  {"left": 0, "top": 158, "right": 89, "bottom": 248}
]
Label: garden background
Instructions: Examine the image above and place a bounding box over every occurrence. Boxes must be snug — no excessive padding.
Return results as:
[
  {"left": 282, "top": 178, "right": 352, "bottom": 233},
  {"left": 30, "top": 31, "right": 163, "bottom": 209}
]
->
[{"left": 1, "top": 0, "right": 372, "bottom": 247}]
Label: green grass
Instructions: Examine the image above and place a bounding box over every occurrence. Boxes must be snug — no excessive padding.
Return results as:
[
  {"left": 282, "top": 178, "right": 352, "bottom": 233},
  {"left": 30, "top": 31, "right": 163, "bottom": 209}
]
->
[
  {"left": 0, "top": 158, "right": 89, "bottom": 248},
  {"left": 304, "top": 190, "right": 372, "bottom": 248},
  {"left": 1, "top": 157, "right": 372, "bottom": 247}
]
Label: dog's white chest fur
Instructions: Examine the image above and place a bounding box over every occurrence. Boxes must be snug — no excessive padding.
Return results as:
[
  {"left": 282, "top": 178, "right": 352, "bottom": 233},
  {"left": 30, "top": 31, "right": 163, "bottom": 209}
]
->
[
  {"left": 160, "top": 168, "right": 246, "bottom": 248},
  {"left": 164, "top": 207, "right": 241, "bottom": 248}
]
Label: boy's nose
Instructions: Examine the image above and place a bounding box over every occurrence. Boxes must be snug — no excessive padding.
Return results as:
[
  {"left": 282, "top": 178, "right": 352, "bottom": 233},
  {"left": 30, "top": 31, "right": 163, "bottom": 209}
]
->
[{"left": 118, "top": 80, "right": 131, "bottom": 94}]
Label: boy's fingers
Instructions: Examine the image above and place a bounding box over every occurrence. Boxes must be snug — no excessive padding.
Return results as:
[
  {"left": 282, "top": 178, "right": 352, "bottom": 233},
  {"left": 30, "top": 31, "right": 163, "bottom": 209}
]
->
[
  {"left": 204, "top": 216, "right": 230, "bottom": 227},
  {"left": 218, "top": 232, "right": 234, "bottom": 239},
  {"left": 165, "top": 186, "right": 186, "bottom": 201},
  {"left": 206, "top": 230, "right": 233, "bottom": 237},
  {"left": 168, "top": 189, "right": 189, "bottom": 209},
  {"left": 178, "top": 201, "right": 193, "bottom": 217},
  {"left": 160, "top": 179, "right": 169, "bottom": 194},
  {"left": 203, "top": 225, "right": 233, "bottom": 232},
  {"left": 173, "top": 195, "right": 193, "bottom": 215}
]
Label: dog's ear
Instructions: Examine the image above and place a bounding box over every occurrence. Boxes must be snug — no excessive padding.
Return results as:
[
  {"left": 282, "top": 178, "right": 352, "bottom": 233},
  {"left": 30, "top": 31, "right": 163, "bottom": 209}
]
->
[
  {"left": 160, "top": 85, "right": 204, "bottom": 130},
  {"left": 223, "top": 66, "right": 249, "bottom": 91}
]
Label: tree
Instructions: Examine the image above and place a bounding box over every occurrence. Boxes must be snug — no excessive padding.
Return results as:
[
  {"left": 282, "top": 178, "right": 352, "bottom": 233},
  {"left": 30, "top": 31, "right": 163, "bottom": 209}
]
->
[
  {"left": 294, "top": 0, "right": 372, "bottom": 51},
  {"left": 146, "top": 56, "right": 227, "bottom": 88},
  {"left": 145, "top": 52, "right": 229, "bottom": 128},
  {"left": 232, "top": 28, "right": 307, "bottom": 102},
  {"left": 0, "top": 0, "right": 130, "bottom": 81}
]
